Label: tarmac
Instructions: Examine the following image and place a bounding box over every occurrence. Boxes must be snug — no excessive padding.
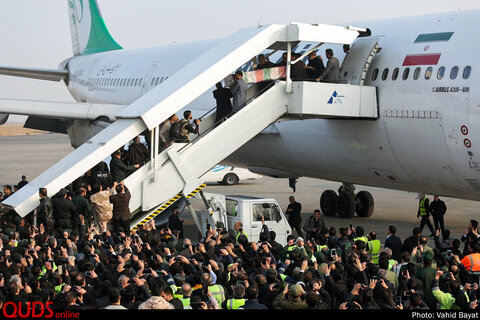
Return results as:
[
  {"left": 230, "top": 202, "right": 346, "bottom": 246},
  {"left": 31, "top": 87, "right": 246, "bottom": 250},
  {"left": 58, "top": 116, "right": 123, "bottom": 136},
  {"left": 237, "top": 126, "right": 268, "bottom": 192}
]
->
[{"left": 1, "top": 133, "right": 480, "bottom": 246}]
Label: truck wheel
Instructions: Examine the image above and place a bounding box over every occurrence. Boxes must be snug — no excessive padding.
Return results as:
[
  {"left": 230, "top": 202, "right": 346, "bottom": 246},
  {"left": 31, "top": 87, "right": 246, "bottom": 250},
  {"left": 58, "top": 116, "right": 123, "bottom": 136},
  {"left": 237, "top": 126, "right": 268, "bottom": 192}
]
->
[
  {"left": 320, "top": 190, "right": 337, "bottom": 216},
  {"left": 355, "top": 190, "right": 375, "bottom": 217},
  {"left": 337, "top": 191, "right": 356, "bottom": 218},
  {"left": 222, "top": 173, "right": 239, "bottom": 185}
]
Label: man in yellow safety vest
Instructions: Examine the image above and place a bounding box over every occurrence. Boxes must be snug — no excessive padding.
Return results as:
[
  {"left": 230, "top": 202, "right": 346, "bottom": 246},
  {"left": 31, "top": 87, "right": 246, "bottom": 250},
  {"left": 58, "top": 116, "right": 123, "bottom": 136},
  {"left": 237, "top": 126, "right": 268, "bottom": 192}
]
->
[{"left": 417, "top": 193, "right": 435, "bottom": 237}]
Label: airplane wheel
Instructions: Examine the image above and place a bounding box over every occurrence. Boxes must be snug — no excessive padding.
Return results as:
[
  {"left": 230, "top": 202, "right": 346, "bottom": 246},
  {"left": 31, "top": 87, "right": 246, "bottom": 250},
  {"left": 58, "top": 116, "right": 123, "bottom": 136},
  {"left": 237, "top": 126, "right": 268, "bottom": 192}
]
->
[
  {"left": 222, "top": 173, "right": 239, "bottom": 185},
  {"left": 320, "top": 190, "right": 337, "bottom": 216},
  {"left": 355, "top": 190, "right": 375, "bottom": 217},
  {"left": 337, "top": 191, "right": 356, "bottom": 218}
]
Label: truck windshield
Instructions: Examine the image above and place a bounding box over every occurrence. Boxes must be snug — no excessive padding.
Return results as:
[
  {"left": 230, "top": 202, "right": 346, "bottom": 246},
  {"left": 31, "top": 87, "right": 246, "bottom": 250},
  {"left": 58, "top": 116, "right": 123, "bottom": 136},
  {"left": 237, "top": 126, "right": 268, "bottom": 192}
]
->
[
  {"left": 226, "top": 200, "right": 239, "bottom": 217},
  {"left": 252, "top": 203, "right": 281, "bottom": 222}
]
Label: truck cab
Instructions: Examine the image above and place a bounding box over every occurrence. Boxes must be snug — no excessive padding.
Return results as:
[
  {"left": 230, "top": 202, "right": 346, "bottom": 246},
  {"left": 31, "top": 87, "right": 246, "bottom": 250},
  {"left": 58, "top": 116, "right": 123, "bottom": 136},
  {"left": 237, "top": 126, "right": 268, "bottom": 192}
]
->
[{"left": 198, "top": 193, "right": 292, "bottom": 246}]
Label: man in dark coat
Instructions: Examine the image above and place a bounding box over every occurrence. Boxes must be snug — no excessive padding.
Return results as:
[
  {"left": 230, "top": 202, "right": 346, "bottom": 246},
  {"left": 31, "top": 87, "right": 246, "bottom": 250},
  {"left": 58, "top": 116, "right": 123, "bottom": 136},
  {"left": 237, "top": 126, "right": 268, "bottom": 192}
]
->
[
  {"left": 110, "top": 149, "right": 139, "bottom": 183},
  {"left": 429, "top": 195, "right": 447, "bottom": 237},
  {"left": 125, "top": 136, "right": 149, "bottom": 166},
  {"left": 38, "top": 187, "right": 54, "bottom": 233},
  {"left": 401, "top": 227, "right": 421, "bottom": 254},
  {"left": 290, "top": 52, "right": 308, "bottom": 81},
  {"left": 213, "top": 82, "right": 232, "bottom": 124},
  {"left": 385, "top": 225, "right": 402, "bottom": 262},
  {"left": 110, "top": 183, "right": 132, "bottom": 236},
  {"left": 306, "top": 51, "right": 325, "bottom": 80},
  {"left": 168, "top": 206, "right": 184, "bottom": 239},
  {"left": 52, "top": 188, "right": 78, "bottom": 233},
  {"left": 286, "top": 196, "right": 303, "bottom": 238}
]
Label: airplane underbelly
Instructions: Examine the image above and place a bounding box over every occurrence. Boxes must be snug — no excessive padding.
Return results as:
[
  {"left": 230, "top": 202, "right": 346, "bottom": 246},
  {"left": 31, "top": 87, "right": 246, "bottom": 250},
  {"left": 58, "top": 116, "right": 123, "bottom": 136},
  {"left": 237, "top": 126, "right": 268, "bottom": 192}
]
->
[{"left": 226, "top": 116, "right": 480, "bottom": 200}]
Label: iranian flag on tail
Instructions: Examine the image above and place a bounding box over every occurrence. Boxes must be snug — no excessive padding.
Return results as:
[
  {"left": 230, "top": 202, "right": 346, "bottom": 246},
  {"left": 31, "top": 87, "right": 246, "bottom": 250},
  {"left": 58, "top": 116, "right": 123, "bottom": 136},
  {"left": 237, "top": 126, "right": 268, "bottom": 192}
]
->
[{"left": 242, "top": 66, "right": 286, "bottom": 84}]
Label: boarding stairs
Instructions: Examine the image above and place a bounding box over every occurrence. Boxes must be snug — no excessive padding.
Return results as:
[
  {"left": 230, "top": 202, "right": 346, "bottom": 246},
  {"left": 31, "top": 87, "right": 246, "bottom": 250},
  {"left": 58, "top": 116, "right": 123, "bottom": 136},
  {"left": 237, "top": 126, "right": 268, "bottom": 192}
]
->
[{"left": 2, "top": 23, "right": 379, "bottom": 230}]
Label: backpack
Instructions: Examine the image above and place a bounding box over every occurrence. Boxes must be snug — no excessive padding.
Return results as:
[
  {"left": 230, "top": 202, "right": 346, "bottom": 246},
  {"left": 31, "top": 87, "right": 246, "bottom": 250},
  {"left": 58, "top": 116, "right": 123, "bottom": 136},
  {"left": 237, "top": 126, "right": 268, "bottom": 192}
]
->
[{"left": 169, "top": 121, "right": 183, "bottom": 140}]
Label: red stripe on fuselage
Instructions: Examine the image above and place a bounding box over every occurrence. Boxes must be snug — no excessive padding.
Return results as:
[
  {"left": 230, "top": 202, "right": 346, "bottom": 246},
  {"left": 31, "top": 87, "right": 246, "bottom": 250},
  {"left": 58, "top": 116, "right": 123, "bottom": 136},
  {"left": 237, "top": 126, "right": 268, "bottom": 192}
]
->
[{"left": 402, "top": 53, "right": 441, "bottom": 66}]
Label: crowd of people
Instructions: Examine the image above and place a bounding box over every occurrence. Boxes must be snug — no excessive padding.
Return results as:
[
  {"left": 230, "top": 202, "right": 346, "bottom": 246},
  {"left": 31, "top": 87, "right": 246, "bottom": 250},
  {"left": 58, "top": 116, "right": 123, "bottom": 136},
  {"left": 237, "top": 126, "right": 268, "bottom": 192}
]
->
[{"left": 0, "top": 163, "right": 480, "bottom": 312}]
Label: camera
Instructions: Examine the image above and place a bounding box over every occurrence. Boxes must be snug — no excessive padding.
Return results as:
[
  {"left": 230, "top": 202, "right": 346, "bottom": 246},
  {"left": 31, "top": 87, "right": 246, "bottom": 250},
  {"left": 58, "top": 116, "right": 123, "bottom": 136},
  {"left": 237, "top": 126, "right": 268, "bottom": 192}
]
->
[
  {"left": 330, "top": 249, "right": 337, "bottom": 257},
  {"left": 85, "top": 271, "right": 92, "bottom": 277}
]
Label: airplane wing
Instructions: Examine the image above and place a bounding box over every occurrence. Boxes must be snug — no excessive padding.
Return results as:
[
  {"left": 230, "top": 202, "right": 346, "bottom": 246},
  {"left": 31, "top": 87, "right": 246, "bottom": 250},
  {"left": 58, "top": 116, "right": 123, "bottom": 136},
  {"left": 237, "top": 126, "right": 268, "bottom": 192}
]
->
[
  {"left": 0, "top": 98, "right": 124, "bottom": 121},
  {"left": 0, "top": 65, "right": 68, "bottom": 82}
]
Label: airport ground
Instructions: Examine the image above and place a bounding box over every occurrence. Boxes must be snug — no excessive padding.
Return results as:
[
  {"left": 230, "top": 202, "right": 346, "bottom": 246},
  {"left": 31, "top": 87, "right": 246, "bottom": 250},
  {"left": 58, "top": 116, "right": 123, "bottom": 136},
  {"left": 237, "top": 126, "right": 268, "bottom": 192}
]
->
[{"left": 1, "top": 132, "right": 480, "bottom": 246}]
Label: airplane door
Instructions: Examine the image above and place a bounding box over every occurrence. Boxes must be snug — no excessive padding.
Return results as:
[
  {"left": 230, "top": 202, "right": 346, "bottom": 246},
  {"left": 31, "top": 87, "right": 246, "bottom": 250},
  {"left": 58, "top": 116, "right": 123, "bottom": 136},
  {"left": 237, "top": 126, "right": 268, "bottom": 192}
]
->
[
  {"left": 340, "top": 38, "right": 379, "bottom": 85},
  {"left": 142, "top": 62, "right": 158, "bottom": 95}
]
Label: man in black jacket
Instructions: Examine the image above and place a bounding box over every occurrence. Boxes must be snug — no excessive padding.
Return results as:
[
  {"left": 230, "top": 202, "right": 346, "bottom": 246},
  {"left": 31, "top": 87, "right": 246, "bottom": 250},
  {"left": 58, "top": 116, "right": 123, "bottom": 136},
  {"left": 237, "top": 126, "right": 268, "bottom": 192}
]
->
[
  {"left": 110, "top": 149, "right": 139, "bottom": 182},
  {"left": 52, "top": 188, "right": 77, "bottom": 233},
  {"left": 286, "top": 196, "right": 303, "bottom": 238},
  {"left": 306, "top": 51, "right": 325, "bottom": 80},
  {"left": 168, "top": 206, "right": 184, "bottom": 239},
  {"left": 38, "top": 187, "right": 54, "bottom": 233},
  {"left": 401, "top": 227, "right": 421, "bottom": 255},
  {"left": 110, "top": 183, "right": 132, "bottom": 236},
  {"left": 385, "top": 225, "right": 402, "bottom": 262},
  {"left": 429, "top": 195, "right": 447, "bottom": 237}
]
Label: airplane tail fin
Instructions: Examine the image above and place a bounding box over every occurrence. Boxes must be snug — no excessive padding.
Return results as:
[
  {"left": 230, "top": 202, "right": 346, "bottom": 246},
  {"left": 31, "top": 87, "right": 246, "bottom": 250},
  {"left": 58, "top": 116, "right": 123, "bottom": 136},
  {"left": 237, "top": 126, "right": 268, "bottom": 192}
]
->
[{"left": 67, "top": 0, "right": 122, "bottom": 56}]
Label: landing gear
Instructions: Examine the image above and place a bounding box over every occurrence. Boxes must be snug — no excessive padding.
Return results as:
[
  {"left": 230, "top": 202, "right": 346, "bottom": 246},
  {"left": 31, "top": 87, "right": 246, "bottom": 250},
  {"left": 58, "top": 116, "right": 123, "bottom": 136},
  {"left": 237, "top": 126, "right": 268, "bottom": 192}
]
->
[
  {"left": 319, "top": 183, "right": 374, "bottom": 218},
  {"left": 320, "top": 190, "right": 337, "bottom": 216},
  {"left": 355, "top": 190, "right": 375, "bottom": 217}
]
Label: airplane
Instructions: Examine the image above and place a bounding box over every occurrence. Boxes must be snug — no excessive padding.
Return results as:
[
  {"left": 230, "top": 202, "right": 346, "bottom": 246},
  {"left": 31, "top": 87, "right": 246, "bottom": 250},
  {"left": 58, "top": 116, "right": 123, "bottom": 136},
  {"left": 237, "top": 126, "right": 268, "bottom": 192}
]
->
[{"left": 1, "top": 0, "right": 479, "bottom": 221}]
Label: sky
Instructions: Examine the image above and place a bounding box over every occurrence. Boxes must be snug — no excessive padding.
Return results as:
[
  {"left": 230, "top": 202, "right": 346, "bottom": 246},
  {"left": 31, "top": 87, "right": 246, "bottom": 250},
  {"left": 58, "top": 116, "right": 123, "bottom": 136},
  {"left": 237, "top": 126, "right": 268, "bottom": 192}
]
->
[{"left": 1, "top": 0, "right": 480, "bottom": 122}]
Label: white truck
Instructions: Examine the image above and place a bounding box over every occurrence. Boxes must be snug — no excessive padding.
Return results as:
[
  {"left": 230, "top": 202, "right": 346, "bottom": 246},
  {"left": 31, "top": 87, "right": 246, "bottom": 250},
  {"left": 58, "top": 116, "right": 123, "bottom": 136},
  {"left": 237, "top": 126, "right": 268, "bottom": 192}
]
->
[{"left": 192, "top": 193, "right": 293, "bottom": 246}]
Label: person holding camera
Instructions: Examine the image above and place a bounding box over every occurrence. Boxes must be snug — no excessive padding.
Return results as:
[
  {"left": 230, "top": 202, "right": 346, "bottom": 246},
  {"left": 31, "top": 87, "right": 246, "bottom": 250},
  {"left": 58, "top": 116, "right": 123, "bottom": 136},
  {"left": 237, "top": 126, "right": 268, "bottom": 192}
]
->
[
  {"left": 303, "top": 209, "right": 326, "bottom": 242},
  {"left": 171, "top": 110, "right": 200, "bottom": 143}
]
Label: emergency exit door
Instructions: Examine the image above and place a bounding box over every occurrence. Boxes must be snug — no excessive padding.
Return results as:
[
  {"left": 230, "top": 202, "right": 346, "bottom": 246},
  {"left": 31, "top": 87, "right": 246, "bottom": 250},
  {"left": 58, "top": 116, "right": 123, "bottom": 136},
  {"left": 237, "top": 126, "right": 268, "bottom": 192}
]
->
[{"left": 340, "top": 38, "right": 379, "bottom": 85}]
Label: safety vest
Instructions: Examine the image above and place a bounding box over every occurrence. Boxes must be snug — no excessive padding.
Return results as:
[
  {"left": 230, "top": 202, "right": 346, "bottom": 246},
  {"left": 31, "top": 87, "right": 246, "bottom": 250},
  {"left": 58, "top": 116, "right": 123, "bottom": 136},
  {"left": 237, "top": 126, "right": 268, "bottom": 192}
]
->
[
  {"left": 179, "top": 297, "right": 191, "bottom": 308},
  {"left": 419, "top": 197, "right": 428, "bottom": 216},
  {"left": 388, "top": 259, "right": 396, "bottom": 270},
  {"left": 286, "top": 245, "right": 298, "bottom": 258},
  {"left": 225, "top": 298, "right": 245, "bottom": 309},
  {"left": 316, "top": 245, "right": 327, "bottom": 252},
  {"left": 354, "top": 236, "right": 368, "bottom": 244},
  {"left": 461, "top": 253, "right": 480, "bottom": 271},
  {"left": 367, "top": 239, "right": 381, "bottom": 264},
  {"left": 235, "top": 230, "right": 249, "bottom": 243},
  {"left": 209, "top": 284, "right": 226, "bottom": 305}
]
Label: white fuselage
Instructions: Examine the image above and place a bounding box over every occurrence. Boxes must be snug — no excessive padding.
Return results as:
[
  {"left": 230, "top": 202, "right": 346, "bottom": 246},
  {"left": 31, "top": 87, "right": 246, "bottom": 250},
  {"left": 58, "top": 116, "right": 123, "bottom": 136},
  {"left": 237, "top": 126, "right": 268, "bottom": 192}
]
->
[{"left": 65, "top": 10, "right": 480, "bottom": 201}]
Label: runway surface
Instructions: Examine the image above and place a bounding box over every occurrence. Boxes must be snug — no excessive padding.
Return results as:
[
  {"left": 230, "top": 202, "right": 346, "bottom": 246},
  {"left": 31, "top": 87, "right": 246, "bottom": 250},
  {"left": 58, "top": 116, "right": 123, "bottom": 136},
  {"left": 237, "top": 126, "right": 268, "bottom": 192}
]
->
[{"left": 1, "top": 133, "right": 479, "bottom": 246}]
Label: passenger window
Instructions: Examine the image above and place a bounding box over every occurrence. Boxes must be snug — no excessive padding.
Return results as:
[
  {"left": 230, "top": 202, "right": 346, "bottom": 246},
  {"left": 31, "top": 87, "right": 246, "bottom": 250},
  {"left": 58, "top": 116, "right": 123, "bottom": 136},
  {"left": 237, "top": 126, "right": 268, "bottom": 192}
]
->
[
  {"left": 151, "top": 78, "right": 155, "bottom": 86},
  {"left": 135, "top": 78, "right": 139, "bottom": 86},
  {"left": 392, "top": 68, "right": 399, "bottom": 80},
  {"left": 402, "top": 68, "right": 410, "bottom": 80},
  {"left": 382, "top": 68, "right": 389, "bottom": 81},
  {"left": 155, "top": 77, "right": 160, "bottom": 86},
  {"left": 450, "top": 66, "right": 459, "bottom": 79},
  {"left": 463, "top": 66, "right": 472, "bottom": 79},
  {"left": 371, "top": 68, "right": 379, "bottom": 81},
  {"left": 226, "top": 200, "right": 239, "bottom": 217},
  {"left": 413, "top": 67, "right": 421, "bottom": 80},
  {"left": 138, "top": 78, "right": 142, "bottom": 86},
  {"left": 437, "top": 66, "right": 445, "bottom": 80},
  {"left": 425, "top": 67, "right": 433, "bottom": 80},
  {"left": 252, "top": 203, "right": 281, "bottom": 222}
]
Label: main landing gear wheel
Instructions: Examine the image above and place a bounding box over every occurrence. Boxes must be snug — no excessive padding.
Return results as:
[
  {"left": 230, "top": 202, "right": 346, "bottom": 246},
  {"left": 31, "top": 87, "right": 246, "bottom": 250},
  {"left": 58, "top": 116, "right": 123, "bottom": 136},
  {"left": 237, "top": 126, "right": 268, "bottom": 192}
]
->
[
  {"left": 320, "top": 190, "right": 338, "bottom": 216},
  {"left": 222, "top": 173, "right": 239, "bottom": 185},
  {"left": 336, "top": 191, "right": 356, "bottom": 219},
  {"left": 355, "top": 190, "right": 375, "bottom": 217}
]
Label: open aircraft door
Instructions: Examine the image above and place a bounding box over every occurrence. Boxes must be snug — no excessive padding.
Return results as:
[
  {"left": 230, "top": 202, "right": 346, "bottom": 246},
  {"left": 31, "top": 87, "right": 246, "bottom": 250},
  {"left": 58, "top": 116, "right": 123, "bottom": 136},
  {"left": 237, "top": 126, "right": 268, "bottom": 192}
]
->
[{"left": 340, "top": 38, "right": 379, "bottom": 85}]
